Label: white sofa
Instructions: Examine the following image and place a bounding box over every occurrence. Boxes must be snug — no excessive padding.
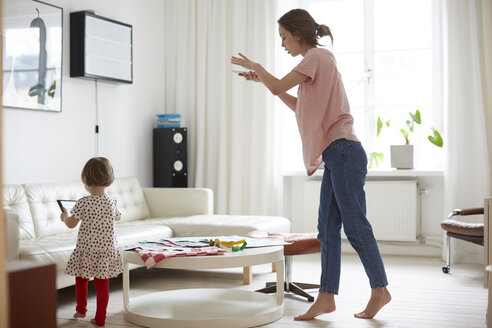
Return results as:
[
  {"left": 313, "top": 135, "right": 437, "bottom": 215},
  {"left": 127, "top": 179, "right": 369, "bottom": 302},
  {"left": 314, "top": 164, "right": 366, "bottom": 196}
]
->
[{"left": 4, "top": 177, "right": 291, "bottom": 289}]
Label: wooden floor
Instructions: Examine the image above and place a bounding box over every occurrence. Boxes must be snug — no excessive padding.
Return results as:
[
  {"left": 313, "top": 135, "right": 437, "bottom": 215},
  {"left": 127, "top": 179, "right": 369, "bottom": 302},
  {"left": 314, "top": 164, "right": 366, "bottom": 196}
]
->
[{"left": 57, "top": 253, "right": 488, "bottom": 327}]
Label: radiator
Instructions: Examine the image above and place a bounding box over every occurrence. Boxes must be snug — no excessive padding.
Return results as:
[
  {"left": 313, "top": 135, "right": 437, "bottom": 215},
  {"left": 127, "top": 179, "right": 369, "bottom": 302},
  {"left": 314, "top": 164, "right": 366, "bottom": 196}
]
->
[{"left": 303, "top": 180, "right": 419, "bottom": 242}]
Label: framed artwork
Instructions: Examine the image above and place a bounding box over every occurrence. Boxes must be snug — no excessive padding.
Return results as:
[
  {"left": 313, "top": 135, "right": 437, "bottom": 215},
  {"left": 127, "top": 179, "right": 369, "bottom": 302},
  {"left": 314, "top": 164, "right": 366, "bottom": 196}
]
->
[{"left": 3, "top": 0, "right": 63, "bottom": 112}]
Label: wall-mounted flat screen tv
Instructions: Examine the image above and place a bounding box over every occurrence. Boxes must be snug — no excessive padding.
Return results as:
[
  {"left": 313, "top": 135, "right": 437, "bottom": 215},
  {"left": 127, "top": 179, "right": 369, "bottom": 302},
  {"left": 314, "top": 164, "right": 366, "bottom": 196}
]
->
[{"left": 70, "top": 11, "right": 132, "bottom": 83}]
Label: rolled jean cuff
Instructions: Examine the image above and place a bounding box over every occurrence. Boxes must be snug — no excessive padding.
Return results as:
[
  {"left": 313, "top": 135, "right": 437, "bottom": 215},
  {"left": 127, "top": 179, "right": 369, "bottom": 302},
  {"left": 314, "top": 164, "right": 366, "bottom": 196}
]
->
[
  {"left": 319, "top": 288, "right": 338, "bottom": 295},
  {"left": 370, "top": 282, "right": 389, "bottom": 289}
]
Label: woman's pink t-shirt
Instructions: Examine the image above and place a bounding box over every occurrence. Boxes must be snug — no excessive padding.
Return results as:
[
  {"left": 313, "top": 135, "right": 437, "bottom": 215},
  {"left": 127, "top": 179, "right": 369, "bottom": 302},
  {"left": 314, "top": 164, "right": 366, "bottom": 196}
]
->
[{"left": 293, "top": 47, "right": 359, "bottom": 176}]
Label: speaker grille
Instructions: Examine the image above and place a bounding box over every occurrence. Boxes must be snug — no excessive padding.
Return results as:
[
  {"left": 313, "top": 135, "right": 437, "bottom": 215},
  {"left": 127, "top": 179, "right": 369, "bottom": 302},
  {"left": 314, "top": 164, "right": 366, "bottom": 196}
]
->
[{"left": 153, "top": 128, "right": 187, "bottom": 187}]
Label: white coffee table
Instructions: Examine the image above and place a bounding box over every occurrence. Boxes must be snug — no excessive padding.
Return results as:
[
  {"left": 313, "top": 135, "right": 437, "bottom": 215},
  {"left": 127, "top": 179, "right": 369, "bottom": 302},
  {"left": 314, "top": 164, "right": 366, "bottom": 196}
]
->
[{"left": 122, "top": 245, "right": 284, "bottom": 328}]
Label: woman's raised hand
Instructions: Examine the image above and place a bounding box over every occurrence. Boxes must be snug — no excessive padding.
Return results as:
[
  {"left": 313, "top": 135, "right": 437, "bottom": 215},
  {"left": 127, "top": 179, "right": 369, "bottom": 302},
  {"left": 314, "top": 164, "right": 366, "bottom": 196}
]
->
[
  {"left": 231, "top": 52, "right": 254, "bottom": 69},
  {"left": 231, "top": 53, "right": 260, "bottom": 82}
]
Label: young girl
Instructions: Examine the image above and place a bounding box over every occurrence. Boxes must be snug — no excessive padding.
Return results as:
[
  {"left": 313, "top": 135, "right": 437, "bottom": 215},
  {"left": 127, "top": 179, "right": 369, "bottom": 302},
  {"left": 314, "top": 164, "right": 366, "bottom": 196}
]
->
[
  {"left": 61, "top": 157, "right": 122, "bottom": 327},
  {"left": 231, "top": 8, "right": 391, "bottom": 321}
]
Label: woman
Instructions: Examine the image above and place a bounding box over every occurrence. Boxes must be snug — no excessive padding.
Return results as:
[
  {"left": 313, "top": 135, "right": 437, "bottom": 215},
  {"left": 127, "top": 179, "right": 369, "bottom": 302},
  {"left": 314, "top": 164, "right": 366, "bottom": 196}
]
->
[{"left": 231, "top": 8, "right": 391, "bottom": 320}]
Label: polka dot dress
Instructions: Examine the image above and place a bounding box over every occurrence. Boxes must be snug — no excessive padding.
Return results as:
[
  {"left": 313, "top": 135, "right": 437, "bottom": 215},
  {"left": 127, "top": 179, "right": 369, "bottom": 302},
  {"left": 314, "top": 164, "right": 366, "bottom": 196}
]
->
[{"left": 65, "top": 195, "right": 123, "bottom": 279}]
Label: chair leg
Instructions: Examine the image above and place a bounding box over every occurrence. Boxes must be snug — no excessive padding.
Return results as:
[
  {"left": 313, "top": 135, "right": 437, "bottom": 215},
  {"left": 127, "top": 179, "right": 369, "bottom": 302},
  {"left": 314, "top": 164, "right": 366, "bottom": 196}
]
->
[
  {"left": 285, "top": 256, "right": 293, "bottom": 285},
  {"left": 288, "top": 282, "right": 315, "bottom": 302},
  {"left": 256, "top": 282, "right": 316, "bottom": 302},
  {"left": 255, "top": 255, "right": 318, "bottom": 302},
  {"left": 292, "top": 282, "right": 320, "bottom": 290},
  {"left": 255, "top": 283, "right": 280, "bottom": 294},
  {"left": 442, "top": 234, "right": 451, "bottom": 273}
]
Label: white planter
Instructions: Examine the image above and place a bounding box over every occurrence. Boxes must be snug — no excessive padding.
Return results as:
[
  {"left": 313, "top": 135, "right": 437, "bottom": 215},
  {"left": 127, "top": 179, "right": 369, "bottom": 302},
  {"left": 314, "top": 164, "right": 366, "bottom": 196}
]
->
[{"left": 390, "top": 145, "right": 414, "bottom": 169}]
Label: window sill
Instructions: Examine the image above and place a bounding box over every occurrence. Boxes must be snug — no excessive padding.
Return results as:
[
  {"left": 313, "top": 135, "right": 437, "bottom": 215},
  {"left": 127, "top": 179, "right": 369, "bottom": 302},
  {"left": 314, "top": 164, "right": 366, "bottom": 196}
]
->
[{"left": 283, "top": 169, "right": 444, "bottom": 178}]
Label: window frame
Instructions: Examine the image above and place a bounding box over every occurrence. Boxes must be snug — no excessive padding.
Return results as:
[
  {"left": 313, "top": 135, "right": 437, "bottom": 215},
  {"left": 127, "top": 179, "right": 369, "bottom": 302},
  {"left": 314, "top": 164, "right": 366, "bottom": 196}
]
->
[{"left": 276, "top": 0, "right": 443, "bottom": 173}]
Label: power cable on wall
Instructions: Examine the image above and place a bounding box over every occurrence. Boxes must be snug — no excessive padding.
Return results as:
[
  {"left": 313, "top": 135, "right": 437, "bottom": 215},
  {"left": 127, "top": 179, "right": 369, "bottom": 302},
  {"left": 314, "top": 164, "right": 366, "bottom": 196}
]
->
[{"left": 95, "top": 79, "right": 99, "bottom": 156}]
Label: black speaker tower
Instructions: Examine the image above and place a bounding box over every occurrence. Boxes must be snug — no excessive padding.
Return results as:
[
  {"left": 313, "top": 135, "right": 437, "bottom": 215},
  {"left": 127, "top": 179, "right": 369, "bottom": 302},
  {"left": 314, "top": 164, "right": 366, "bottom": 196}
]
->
[{"left": 153, "top": 128, "right": 188, "bottom": 187}]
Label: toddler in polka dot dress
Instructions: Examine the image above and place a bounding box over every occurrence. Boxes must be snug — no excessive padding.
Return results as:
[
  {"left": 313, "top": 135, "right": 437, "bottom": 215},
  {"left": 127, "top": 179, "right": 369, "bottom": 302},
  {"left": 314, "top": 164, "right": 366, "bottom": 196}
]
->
[{"left": 61, "top": 157, "right": 123, "bottom": 327}]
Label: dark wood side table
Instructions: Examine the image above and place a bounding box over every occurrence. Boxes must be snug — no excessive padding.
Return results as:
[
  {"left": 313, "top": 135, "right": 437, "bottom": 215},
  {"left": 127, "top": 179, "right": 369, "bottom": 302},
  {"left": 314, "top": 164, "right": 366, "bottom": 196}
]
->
[{"left": 7, "top": 261, "right": 57, "bottom": 328}]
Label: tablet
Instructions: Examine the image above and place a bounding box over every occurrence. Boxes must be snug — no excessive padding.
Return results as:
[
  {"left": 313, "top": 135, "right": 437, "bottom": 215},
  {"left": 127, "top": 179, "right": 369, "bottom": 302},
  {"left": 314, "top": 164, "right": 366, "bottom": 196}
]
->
[{"left": 57, "top": 200, "right": 77, "bottom": 214}]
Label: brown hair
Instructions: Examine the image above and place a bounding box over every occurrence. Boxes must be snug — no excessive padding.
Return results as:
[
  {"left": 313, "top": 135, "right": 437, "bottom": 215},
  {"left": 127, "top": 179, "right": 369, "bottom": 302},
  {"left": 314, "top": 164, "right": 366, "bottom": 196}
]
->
[
  {"left": 81, "top": 157, "right": 114, "bottom": 187},
  {"left": 278, "top": 9, "right": 333, "bottom": 47}
]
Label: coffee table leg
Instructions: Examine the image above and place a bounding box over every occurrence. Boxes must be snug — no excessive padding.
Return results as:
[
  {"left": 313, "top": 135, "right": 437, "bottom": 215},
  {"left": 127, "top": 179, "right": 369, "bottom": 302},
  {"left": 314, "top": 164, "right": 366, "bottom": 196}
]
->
[
  {"left": 243, "top": 266, "right": 252, "bottom": 285},
  {"left": 123, "top": 262, "right": 130, "bottom": 309},
  {"left": 275, "top": 257, "right": 285, "bottom": 305}
]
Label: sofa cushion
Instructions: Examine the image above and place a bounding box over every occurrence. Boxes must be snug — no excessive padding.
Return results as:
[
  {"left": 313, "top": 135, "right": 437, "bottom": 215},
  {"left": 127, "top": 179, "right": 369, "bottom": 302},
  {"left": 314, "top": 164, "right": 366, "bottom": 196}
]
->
[
  {"left": 19, "top": 224, "right": 173, "bottom": 266},
  {"left": 6, "top": 210, "right": 20, "bottom": 259},
  {"left": 107, "top": 177, "right": 151, "bottom": 222},
  {"left": 19, "top": 231, "right": 79, "bottom": 266},
  {"left": 23, "top": 182, "right": 88, "bottom": 238},
  {"left": 152, "top": 214, "right": 291, "bottom": 237},
  {"left": 115, "top": 222, "right": 173, "bottom": 245},
  {"left": 3, "top": 184, "right": 35, "bottom": 240},
  {"left": 21, "top": 177, "right": 151, "bottom": 238}
]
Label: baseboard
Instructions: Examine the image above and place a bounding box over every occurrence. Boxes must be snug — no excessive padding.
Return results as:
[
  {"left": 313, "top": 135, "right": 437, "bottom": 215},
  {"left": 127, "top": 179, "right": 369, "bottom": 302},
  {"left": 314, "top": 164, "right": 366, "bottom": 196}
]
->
[{"left": 341, "top": 236, "right": 442, "bottom": 258}]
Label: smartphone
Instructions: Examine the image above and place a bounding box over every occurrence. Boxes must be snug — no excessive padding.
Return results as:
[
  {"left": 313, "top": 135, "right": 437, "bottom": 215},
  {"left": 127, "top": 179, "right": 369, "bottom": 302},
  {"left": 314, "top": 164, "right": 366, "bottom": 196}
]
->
[{"left": 232, "top": 70, "right": 249, "bottom": 74}]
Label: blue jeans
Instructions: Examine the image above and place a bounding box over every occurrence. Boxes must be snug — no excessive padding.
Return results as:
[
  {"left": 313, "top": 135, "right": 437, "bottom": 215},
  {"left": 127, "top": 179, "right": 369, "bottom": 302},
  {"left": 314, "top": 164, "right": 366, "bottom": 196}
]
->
[{"left": 317, "top": 138, "right": 388, "bottom": 294}]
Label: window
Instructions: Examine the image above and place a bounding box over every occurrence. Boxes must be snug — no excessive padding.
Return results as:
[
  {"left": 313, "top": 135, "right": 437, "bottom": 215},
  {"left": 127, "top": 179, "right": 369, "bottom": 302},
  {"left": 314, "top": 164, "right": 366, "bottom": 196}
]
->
[{"left": 276, "top": 0, "right": 443, "bottom": 172}]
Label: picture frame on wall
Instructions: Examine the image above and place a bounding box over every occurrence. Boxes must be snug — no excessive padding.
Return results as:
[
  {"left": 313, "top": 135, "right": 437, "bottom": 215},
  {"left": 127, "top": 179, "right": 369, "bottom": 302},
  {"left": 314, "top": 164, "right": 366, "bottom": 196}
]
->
[{"left": 3, "top": 0, "right": 63, "bottom": 112}]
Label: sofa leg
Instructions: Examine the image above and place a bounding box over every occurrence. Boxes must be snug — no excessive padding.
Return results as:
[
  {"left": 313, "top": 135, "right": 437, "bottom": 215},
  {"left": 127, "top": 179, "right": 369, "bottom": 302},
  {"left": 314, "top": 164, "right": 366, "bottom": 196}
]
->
[{"left": 243, "top": 266, "right": 252, "bottom": 284}]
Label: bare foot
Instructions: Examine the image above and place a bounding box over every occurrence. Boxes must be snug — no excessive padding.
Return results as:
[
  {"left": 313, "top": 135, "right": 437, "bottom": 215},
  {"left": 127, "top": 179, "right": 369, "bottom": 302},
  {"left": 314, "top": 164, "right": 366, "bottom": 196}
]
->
[
  {"left": 354, "top": 287, "right": 391, "bottom": 319},
  {"left": 294, "top": 292, "right": 336, "bottom": 320},
  {"left": 73, "top": 312, "right": 86, "bottom": 318}
]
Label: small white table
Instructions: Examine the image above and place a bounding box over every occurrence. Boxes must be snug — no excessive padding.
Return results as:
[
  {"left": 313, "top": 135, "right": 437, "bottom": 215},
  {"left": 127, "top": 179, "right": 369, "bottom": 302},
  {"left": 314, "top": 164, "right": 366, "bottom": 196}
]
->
[{"left": 123, "top": 246, "right": 285, "bottom": 328}]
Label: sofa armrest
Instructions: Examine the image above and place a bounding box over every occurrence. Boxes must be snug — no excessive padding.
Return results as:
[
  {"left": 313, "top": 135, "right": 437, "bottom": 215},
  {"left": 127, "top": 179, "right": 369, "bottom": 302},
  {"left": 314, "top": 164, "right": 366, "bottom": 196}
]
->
[
  {"left": 5, "top": 209, "right": 20, "bottom": 260},
  {"left": 142, "top": 188, "right": 213, "bottom": 217}
]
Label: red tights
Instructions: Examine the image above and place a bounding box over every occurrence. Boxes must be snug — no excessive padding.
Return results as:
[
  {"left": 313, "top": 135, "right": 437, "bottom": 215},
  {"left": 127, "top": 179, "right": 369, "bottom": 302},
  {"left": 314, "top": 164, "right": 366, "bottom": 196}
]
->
[{"left": 75, "top": 276, "right": 109, "bottom": 326}]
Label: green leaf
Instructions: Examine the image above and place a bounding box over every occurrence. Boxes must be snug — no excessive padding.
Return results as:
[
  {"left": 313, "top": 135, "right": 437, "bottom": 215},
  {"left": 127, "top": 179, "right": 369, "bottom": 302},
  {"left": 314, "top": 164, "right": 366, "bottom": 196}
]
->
[
  {"left": 377, "top": 116, "right": 383, "bottom": 136},
  {"left": 400, "top": 129, "right": 410, "bottom": 144},
  {"left": 368, "top": 152, "right": 384, "bottom": 169},
  {"left": 428, "top": 128, "right": 443, "bottom": 147},
  {"left": 48, "top": 80, "right": 56, "bottom": 98},
  {"left": 366, "top": 68, "right": 373, "bottom": 84},
  {"left": 385, "top": 120, "right": 390, "bottom": 127},
  {"left": 406, "top": 120, "right": 413, "bottom": 132},
  {"left": 410, "top": 110, "right": 422, "bottom": 125},
  {"left": 28, "top": 83, "right": 45, "bottom": 97}
]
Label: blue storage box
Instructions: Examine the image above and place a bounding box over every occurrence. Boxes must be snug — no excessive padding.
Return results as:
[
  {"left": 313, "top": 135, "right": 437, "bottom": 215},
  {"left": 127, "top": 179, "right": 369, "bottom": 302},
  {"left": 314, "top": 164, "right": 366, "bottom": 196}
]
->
[
  {"left": 156, "top": 114, "right": 181, "bottom": 121},
  {"left": 156, "top": 114, "right": 181, "bottom": 128}
]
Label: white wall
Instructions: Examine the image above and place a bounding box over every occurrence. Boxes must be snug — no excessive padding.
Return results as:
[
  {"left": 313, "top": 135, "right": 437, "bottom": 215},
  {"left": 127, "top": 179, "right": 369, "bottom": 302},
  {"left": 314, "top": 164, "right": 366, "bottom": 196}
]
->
[{"left": 2, "top": 0, "right": 165, "bottom": 186}]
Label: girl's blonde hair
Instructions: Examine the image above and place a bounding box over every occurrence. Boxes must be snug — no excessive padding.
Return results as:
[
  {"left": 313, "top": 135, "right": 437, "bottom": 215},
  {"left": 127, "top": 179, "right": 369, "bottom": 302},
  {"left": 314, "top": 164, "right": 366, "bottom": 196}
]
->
[
  {"left": 278, "top": 8, "right": 333, "bottom": 47},
  {"left": 81, "top": 157, "right": 114, "bottom": 187}
]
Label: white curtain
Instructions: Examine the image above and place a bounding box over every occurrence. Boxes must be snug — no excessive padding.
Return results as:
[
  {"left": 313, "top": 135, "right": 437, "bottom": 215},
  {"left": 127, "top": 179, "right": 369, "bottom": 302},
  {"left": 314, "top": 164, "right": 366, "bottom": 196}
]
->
[
  {"left": 443, "top": 0, "right": 492, "bottom": 263},
  {"left": 163, "top": 0, "right": 282, "bottom": 215}
]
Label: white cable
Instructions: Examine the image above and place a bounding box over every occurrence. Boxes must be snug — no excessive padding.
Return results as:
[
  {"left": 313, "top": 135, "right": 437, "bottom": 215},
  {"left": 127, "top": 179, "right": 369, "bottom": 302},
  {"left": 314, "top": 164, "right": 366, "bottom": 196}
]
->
[{"left": 95, "top": 79, "right": 99, "bottom": 156}]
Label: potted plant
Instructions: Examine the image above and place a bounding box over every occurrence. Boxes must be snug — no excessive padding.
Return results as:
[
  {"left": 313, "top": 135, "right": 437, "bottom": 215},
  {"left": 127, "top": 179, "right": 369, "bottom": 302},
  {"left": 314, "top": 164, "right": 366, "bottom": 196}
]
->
[
  {"left": 369, "top": 110, "right": 443, "bottom": 169},
  {"left": 391, "top": 110, "right": 443, "bottom": 169}
]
